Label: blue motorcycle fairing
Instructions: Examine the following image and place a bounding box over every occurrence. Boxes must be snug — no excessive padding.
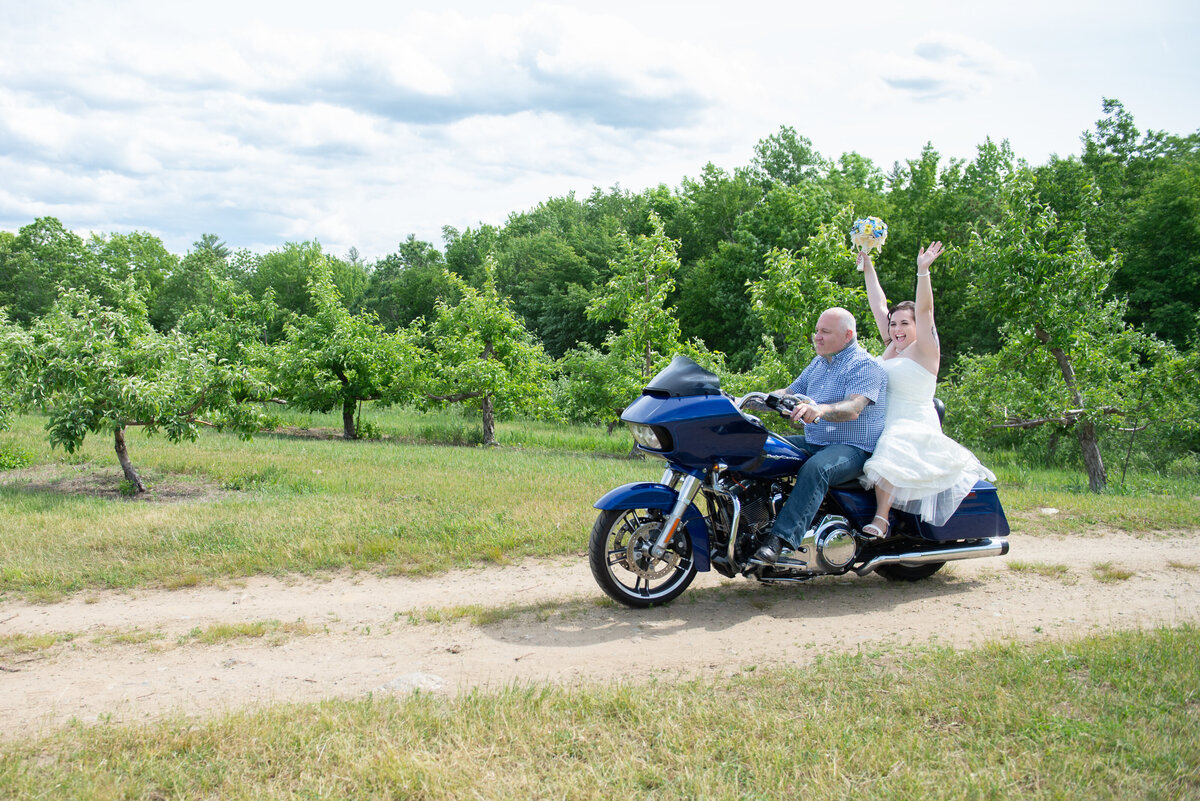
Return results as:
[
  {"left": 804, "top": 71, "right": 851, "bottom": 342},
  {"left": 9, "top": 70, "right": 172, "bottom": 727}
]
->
[
  {"left": 622, "top": 394, "right": 768, "bottom": 472},
  {"left": 593, "top": 482, "right": 711, "bottom": 572}
]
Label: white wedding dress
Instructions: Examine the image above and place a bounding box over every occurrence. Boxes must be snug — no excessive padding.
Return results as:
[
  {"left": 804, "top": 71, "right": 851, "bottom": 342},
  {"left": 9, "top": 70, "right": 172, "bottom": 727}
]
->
[{"left": 860, "top": 356, "right": 995, "bottom": 526}]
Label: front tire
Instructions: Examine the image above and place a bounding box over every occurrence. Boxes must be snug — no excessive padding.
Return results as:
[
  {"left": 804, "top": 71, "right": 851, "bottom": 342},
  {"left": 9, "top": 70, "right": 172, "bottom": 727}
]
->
[{"left": 588, "top": 508, "right": 698, "bottom": 608}]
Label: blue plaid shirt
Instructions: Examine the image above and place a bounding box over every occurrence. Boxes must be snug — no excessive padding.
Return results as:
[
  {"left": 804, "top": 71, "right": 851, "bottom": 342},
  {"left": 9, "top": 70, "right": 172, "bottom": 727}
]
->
[{"left": 787, "top": 342, "right": 887, "bottom": 452}]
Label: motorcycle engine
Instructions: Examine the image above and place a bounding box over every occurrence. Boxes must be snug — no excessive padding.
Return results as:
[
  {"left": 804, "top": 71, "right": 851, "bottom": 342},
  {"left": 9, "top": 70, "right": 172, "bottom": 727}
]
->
[
  {"left": 733, "top": 482, "right": 787, "bottom": 539},
  {"left": 740, "top": 495, "right": 772, "bottom": 537},
  {"left": 799, "top": 515, "right": 859, "bottom": 571}
]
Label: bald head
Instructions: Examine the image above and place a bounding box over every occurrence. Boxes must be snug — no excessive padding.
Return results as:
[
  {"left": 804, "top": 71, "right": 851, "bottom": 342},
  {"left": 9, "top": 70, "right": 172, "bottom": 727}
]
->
[{"left": 813, "top": 307, "right": 857, "bottom": 358}]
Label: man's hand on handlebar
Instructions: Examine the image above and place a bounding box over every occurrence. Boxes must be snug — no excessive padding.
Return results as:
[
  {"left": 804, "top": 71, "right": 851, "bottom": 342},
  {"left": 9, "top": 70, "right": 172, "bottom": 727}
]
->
[
  {"left": 789, "top": 401, "right": 822, "bottom": 424},
  {"left": 765, "top": 392, "right": 820, "bottom": 424}
]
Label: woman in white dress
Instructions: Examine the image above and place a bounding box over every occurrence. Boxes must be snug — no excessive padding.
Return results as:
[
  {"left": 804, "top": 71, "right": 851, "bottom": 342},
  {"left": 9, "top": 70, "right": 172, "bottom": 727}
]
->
[{"left": 857, "top": 242, "right": 995, "bottom": 537}]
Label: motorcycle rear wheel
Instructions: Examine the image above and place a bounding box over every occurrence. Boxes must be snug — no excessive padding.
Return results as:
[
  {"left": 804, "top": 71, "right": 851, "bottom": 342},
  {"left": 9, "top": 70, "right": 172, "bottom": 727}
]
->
[
  {"left": 589, "top": 508, "right": 698, "bottom": 608},
  {"left": 875, "top": 561, "right": 945, "bottom": 581}
]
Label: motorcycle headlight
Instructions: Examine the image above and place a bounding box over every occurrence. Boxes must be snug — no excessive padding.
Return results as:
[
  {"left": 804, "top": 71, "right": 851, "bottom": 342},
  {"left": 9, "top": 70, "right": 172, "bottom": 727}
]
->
[{"left": 628, "top": 422, "right": 669, "bottom": 451}]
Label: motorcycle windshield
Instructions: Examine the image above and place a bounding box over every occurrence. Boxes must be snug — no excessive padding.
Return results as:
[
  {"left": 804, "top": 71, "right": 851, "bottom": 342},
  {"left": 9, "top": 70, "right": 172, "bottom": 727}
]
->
[{"left": 643, "top": 355, "right": 723, "bottom": 398}]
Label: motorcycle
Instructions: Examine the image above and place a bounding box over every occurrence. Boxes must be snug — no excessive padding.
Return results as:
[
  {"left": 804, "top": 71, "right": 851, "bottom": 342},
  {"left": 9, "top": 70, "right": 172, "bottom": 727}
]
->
[{"left": 589, "top": 355, "right": 1010, "bottom": 608}]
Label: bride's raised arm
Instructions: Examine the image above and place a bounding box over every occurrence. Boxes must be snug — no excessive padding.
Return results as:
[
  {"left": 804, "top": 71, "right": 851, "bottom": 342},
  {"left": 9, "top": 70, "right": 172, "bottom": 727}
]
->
[
  {"left": 858, "top": 250, "right": 890, "bottom": 345},
  {"left": 913, "top": 241, "right": 943, "bottom": 364}
]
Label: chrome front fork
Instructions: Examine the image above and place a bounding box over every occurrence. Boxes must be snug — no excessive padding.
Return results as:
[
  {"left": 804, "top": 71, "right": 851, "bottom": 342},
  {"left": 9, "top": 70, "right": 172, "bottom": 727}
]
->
[{"left": 649, "top": 471, "right": 702, "bottom": 558}]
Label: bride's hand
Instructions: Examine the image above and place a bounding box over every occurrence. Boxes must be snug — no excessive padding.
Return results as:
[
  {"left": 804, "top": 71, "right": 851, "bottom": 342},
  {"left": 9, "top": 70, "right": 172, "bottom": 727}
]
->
[{"left": 917, "top": 241, "right": 943, "bottom": 272}]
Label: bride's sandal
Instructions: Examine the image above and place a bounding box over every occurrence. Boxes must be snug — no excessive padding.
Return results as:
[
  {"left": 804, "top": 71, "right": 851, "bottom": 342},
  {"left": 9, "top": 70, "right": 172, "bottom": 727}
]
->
[{"left": 862, "top": 514, "right": 890, "bottom": 539}]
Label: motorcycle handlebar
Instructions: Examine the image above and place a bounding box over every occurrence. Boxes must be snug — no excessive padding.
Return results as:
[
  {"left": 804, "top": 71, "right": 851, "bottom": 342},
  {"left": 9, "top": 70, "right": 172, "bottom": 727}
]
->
[{"left": 733, "top": 391, "right": 815, "bottom": 420}]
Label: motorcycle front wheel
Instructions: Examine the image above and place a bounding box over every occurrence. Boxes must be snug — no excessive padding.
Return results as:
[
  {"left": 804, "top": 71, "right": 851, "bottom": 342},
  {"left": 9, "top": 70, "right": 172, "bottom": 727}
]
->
[{"left": 588, "top": 508, "right": 698, "bottom": 608}]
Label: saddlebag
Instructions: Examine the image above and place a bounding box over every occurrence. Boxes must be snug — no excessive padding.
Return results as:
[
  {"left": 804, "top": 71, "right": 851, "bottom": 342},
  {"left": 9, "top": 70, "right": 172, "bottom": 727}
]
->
[{"left": 912, "top": 480, "right": 1010, "bottom": 542}]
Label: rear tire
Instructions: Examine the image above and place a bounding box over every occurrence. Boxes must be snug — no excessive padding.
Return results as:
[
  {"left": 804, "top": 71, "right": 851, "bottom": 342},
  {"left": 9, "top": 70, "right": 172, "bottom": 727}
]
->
[
  {"left": 588, "top": 508, "right": 697, "bottom": 608},
  {"left": 875, "top": 562, "right": 945, "bottom": 582}
]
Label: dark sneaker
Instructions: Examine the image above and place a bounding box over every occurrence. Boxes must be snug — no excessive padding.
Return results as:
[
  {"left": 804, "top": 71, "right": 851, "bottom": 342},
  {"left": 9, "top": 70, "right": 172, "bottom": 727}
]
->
[{"left": 752, "top": 534, "right": 786, "bottom": 565}]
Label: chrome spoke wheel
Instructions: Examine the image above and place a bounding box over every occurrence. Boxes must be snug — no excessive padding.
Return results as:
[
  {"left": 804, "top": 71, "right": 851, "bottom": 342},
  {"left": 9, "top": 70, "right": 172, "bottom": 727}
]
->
[{"left": 589, "top": 508, "right": 697, "bottom": 608}]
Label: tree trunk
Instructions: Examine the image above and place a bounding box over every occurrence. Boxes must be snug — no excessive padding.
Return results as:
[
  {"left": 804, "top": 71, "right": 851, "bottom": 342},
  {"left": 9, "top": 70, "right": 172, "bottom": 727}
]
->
[
  {"left": 1075, "top": 419, "right": 1108, "bottom": 493},
  {"left": 481, "top": 392, "right": 496, "bottom": 446},
  {"left": 342, "top": 397, "right": 357, "bottom": 440},
  {"left": 114, "top": 426, "right": 146, "bottom": 493},
  {"left": 1036, "top": 326, "right": 1107, "bottom": 493}
]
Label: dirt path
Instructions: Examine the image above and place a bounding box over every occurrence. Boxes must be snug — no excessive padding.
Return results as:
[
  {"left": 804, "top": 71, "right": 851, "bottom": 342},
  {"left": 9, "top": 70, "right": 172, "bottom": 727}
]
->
[{"left": 2, "top": 531, "right": 1198, "bottom": 739}]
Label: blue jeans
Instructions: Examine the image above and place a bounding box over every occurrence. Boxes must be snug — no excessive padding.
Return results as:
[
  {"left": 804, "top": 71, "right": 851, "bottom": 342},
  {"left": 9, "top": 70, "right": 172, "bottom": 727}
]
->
[{"left": 773, "top": 436, "right": 869, "bottom": 548}]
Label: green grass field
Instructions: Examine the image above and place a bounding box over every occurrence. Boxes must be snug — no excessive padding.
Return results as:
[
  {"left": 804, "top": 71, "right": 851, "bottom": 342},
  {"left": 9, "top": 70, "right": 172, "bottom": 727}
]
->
[
  {"left": 1, "top": 407, "right": 1198, "bottom": 601},
  {"left": 1, "top": 626, "right": 1196, "bottom": 799},
  {"left": 1, "top": 408, "right": 1198, "bottom": 798}
]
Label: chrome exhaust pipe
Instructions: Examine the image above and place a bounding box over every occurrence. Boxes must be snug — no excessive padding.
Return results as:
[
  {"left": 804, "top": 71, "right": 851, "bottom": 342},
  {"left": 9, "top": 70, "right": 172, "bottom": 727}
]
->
[{"left": 855, "top": 537, "right": 1009, "bottom": 576}]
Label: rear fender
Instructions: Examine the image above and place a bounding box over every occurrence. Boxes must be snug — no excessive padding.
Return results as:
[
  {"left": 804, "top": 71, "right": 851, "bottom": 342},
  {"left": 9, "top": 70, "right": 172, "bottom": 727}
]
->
[{"left": 593, "top": 482, "right": 711, "bottom": 572}]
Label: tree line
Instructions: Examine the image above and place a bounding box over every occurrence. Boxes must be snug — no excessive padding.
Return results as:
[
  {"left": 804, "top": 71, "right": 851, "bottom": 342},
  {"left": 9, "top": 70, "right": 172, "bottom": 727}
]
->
[{"left": 1, "top": 99, "right": 1197, "bottom": 493}]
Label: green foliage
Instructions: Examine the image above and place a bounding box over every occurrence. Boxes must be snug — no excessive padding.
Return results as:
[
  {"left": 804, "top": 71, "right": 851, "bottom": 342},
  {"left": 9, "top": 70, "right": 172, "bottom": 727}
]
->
[
  {"left": 423, "top": 259, "right": 555, "bottom": 444},
  {"left": 587, "top": 212, "right": 692, "bottom": 376},
  {"left": 552, "top": 343, "right": 633, "bottom": 425},
  {"left": 0, "top": 217, "right": 111, "bottom": 326},
  {"left": 559, "top": 212, "right": 728, "bottom": 425},
  {"left": 88, "top": 230, "right": 179, "bottom": 298},
  {"left": 747, "top": 206, "right": 870, "bottom": 379},
  {"left": 953, "top": 171, "right": 1189, "bottom": 490},
  {"left": 151, "top": 245, "right": 236, "bottom": 332},
  {"left": 272, "top": 259, "right": 423, "bottom": 439},
  {"left": 0, "top": 439, "right": 35, "bottom": 470},
  {"left": 677, "top": 180, "right": 839, "bottom": 368},
  {"left": 360, "top": 234, "right": 460, "bottom": 331},
  {"left": 750, "top": 124, "right": 828, "bottom": 187},
  {"left": 242, "top": 241, "right": 368, "bottom": 338},
  {"left": 2, "top": 285, "right": 271, "bottom": 484},
  {"left": 1111, "top": 154, "right": 1200, "bottom": 344}
]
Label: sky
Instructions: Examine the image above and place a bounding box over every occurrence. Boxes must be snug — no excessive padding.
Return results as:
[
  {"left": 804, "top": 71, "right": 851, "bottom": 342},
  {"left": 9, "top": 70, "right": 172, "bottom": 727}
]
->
[{"left": 1, "top": 0, "right": 1197, "bottom": 262}]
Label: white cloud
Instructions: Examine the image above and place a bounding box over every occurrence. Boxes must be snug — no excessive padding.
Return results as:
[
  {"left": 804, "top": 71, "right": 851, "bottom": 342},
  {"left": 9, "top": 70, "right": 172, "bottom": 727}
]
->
[
  {"left": 0, "top": 0, "right": 1195, "bottom": 261},
  {"left": 870, "top": 32, "right": 1035, "bottom": 103}
]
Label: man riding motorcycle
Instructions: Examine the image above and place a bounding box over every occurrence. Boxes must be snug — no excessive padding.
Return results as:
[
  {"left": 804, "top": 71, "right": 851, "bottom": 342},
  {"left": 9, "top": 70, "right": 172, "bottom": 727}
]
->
[{"left": 753, "top": 307, "right": 887, "bottom": 565}]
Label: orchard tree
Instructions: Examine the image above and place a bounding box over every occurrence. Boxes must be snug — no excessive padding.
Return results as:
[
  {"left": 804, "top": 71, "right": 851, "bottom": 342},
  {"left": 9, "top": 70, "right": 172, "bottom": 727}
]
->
[
  {"left": 953, "top": 173, "right": 1170, "bottom": 492},
  {"left": 273, "top": 261, "right": 423, "bottom": 440},
  {"left": 422, "top": 259, "right": 553, "bottom": 446},
  {"left": 7, "top": 286, "right": 270, "bottom": 492},
  {"left": 587, "top": 212, "right": 691, "bottom": 378},
  {"left": 0, "top": 311, "right": 32, "bottom": 431},
  {"left": 746, "top": 207, "right": 870, "bottom": 387},
  {"left": 563, "top": 213, "right": 725, "bottom": 426}
]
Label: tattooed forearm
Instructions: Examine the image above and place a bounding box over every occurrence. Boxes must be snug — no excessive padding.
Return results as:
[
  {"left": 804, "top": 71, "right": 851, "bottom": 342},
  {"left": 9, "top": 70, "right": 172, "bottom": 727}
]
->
[{"left": 816, "top": 395, "right": 870, "bottom": 422}]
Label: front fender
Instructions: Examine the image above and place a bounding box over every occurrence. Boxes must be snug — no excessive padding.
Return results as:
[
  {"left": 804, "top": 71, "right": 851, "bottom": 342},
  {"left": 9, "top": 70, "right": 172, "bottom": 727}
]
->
[{"left": 593, "top": 482, "right": 711, "bottom": 572}]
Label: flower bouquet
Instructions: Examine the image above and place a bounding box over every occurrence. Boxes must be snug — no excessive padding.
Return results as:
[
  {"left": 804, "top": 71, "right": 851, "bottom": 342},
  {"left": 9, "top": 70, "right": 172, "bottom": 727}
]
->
[{"left": 849, "top": 216, "right": 888, "bottom": 270}]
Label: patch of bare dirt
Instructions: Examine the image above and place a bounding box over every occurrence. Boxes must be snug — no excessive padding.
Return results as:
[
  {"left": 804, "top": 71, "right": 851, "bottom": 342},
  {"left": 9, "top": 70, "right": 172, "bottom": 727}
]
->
[
  {"left": 1, "top": 531, "right": 1198, "bottom": 739},
  {"left": 1, "top": 464, "right": 228, "bottom": 503}
]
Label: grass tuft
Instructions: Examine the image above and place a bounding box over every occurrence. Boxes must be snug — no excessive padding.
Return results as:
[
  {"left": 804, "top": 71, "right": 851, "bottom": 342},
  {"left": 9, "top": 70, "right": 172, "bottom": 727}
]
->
[
  {"left": 177, "top": 619, "right": 318, "bottom": 646},
  {"left": 1007, "top": 560, "right": 1075, "bottom": 582},
  {"left": 1091, "top": 561, "right": 1135, "bottom": 583}
]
